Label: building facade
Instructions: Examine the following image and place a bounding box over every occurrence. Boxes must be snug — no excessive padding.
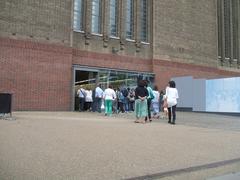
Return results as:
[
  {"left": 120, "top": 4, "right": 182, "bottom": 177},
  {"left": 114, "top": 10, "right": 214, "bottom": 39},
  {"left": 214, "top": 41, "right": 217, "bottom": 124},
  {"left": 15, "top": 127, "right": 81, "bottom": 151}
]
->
[{"left": 0, "top": 0, "right": 240, "bottom": 111}]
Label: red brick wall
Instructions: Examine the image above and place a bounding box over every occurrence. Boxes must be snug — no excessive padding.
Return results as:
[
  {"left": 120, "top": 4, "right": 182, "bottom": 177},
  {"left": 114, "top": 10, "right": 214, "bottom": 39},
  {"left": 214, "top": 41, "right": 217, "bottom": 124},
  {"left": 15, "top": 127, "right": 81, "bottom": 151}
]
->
[
  {"left": 1, "top": 37, "right": 240, "bottom": 111},
  {"left": 0, "top": 38, "right": 72, "bottom": 111},
  {"left": 153, "top": 60, "right": 240, "bottom": 91},
  {"left": 72, "top": 49, "right": 153, "bottom": 73}
]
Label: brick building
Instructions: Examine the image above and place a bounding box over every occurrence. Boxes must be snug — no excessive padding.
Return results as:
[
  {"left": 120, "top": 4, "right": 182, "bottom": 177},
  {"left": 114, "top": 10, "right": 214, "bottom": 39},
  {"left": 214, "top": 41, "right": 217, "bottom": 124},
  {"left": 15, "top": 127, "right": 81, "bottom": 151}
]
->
[{"left": 0, "top": 0, "right": 240, "bottom": 111}]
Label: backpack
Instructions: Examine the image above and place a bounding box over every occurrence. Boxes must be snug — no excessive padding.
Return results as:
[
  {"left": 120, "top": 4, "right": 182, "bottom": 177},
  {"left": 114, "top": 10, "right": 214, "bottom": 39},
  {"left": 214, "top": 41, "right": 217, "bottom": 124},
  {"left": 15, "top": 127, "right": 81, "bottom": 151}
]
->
[
  {"left": 122, "top": 88, "right": 128, "bottom": 97},
  {"left": 128, "top": 91, "right": 135, "bottom": 101},
  {"left": 117, "top": 91, "right": 124, "bottom": 101}
]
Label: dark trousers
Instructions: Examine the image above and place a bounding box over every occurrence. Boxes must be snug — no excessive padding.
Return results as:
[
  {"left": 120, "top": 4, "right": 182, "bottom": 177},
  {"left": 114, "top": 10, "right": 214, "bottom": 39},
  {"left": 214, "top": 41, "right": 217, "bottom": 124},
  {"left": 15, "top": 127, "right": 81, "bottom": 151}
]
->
[
  {"left": 79, "top": 97, "right": 85, "bottom": 111},
  {"left": 95, "top": 97, "right": 102, "bottom": 113},
  {"left": 123, "top": 97, "right": 129, "bottom": 112},
  {"left": 168, "top": 105, "right": 177, "bottom": 123},
  {"left": 91, "top": 99, "right": 96, "bottom": 112},
  {"left": 85, "top": 102, "right": 92, "bottom": 111},
  {"left": 118, "top": 102, "right": 124, "bottom": 113},
  {"left": 129, "top": 101, "right": 134, "bottom": 111},
  {"left": 145, "top": 99, "right": 152, "bottom": 121}
]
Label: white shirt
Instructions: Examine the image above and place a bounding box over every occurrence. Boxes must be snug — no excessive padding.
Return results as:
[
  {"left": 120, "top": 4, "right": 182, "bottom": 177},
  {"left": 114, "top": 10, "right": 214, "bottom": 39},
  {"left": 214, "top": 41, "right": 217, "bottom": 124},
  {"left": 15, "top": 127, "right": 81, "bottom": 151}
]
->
[
  {"left": 103, "top": 88, "right": 116, "bottom": 100},
  {"left": 85, "top": 90, "right": 93, "bottom": 102},
  {"left": 166, "top": 87, "right": 179, "bottom": 107},
  {"left": 95, "top": 86, "right": 103, "bottom": 98},
  {"left": 152, "top": 90, "right": 160, "bottom": 103},
  {"left": 77, "top": 88, "right": 85, "bottom": 98}
]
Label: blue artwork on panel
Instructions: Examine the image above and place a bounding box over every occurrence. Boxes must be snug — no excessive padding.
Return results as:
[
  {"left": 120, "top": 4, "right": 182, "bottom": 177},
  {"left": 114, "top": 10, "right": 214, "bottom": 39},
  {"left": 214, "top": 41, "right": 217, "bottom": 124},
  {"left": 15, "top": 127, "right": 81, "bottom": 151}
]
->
[{"left": 206, "top": 77, "right": 240, "bottom": 113}]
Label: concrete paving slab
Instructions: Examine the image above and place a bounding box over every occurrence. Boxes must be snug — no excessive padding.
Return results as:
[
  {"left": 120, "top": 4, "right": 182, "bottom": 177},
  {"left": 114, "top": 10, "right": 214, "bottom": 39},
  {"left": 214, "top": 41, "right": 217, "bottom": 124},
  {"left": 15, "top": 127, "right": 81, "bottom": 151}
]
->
[{"left": 207, "top": 172, "right": 240, "bottom": 180}]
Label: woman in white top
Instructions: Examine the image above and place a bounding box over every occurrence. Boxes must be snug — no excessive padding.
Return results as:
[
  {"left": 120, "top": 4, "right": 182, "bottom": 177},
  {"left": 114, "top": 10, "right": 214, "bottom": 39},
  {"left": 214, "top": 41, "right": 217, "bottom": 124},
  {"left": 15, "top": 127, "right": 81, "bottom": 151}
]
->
[
  {"left": 85, "top": 88, "right": 93, "bottom": 111},
  {"left": 166, "top": 81, "right": 179, "bottom": 124},
  {"left": 103, "top": 85, "right": 116, "bottom": 116}
]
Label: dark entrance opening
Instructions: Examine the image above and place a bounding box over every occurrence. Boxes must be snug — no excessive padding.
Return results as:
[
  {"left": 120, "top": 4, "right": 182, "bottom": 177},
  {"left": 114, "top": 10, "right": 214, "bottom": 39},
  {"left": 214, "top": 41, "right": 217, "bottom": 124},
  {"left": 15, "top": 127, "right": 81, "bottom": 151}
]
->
[{"left": 74, "top": 70, "right": 97, "bottom": 111}]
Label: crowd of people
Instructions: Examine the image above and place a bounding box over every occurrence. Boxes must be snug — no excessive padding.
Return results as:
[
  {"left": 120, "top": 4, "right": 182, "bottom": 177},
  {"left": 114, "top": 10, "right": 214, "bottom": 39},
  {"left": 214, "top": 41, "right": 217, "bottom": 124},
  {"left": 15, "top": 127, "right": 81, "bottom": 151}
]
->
[{"left": 77, "top": 80, "right": 179, "bottom": 125}]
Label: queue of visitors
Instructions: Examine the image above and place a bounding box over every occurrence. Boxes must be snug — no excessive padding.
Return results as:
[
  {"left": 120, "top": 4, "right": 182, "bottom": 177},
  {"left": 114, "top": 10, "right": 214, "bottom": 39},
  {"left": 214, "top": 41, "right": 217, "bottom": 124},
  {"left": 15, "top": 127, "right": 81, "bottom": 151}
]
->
[{"left": 77, "top": 80, "right": 179, "bottom": 124}]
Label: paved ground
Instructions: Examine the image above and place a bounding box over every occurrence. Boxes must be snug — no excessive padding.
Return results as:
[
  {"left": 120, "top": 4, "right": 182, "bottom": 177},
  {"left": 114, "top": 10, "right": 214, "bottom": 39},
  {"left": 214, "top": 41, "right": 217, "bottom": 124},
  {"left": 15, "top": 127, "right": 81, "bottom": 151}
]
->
[{"left": 0, "top": 111, "right": 240, "bottom": 180}]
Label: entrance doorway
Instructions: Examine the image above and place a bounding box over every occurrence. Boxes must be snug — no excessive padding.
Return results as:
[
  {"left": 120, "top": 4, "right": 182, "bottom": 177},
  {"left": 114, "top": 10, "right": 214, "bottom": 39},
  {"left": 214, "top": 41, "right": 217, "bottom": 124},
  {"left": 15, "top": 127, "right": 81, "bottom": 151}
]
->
[
  {"left": 73, "top": 66, "right": 154, "bottom": 111},
  {"left": 74, "top": 70, "right": 98, "bottom": 111}
]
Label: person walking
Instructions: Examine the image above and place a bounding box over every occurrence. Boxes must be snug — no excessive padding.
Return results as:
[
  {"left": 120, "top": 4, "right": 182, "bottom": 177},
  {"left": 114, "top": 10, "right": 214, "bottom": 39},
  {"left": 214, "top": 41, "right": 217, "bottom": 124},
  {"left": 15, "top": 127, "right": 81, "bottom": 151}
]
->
[
  {"left": 166, "top": 81, "right": 179, "bottom": 124},
  {"left": 103, "top": 85, "right": 116, "bottom": 116},
  {"left": 134, "top": 80, "right": 148, "bottom": 124}
]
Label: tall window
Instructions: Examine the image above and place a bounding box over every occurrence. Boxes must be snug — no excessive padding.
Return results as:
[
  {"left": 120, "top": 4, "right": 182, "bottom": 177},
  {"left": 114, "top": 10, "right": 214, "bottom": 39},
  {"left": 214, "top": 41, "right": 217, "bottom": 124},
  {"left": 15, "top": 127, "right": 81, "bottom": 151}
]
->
[
  {"left": 91, "top": 0, "right": 102, "bottom": 34},
  {"left": 218, "top": 0, "right": 239, "bottom": 65},
  {"left": 140, "top": 0, "right": 148, "bottom": 42},
  {"left": 73, "top": 0, "right": 84, "bottom": 31},
  {"left": 232, "top": 0, "right": 239, "bottom": 60},
  {"left": 125, "top": 0, "right": 134, "bottom": 40},
  {"left": 217, "top": 0, "right": 223, "bottom": 59},
  {"left": 109, "top": 0, "right": 118, "bottom": 37},
  {"left": 224, "top": 0, "right": 231, "bottom": 59}
]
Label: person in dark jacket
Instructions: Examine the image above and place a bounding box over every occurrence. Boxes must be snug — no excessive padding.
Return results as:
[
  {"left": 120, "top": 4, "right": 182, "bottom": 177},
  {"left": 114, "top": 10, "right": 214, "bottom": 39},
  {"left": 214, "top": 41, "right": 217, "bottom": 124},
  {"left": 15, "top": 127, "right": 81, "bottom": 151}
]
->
[{"left": 134, "top": 80, "right": 148, "bottom": 123}]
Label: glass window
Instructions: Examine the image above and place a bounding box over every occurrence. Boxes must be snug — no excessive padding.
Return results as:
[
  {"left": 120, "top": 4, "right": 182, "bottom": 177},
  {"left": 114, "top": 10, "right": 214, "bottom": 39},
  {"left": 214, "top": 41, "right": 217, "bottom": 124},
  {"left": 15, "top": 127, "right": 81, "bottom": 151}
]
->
[
  {"left": 224, "top": 0, "right": 231, "bottom": 59},
  {"left": 91, "top": 0, "right": 102, "bottom": 34},
  {"left": 73, "top": 0, "right": 84, "bottom": 31},
  {"left": 140, "top": 0, "right": 148, "bottom": 42},
  {"left": 109, "top": 0, "right": 118, "bottom": 37},
  {"left": 98, "top": 70, "right": 154, "bottom": 90},
  {"left": 232, "top": 0, "right": 238, "bottom": 60},
  {"left": 217, "top": 0, "right": 239, "bottom": 65},
  {"left": 217, "top": 0, "right": 223, "bottom": 59},
  {"left": 125, "top": 0, "right": 134, "bottom": 40}
]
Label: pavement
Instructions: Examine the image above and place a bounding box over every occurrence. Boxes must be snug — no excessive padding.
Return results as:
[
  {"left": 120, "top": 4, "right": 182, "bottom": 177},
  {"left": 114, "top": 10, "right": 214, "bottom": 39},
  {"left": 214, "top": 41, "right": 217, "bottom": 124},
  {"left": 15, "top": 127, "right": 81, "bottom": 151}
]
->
[{"left": 0, "top": 111, "right": 240, "bottom": 180}]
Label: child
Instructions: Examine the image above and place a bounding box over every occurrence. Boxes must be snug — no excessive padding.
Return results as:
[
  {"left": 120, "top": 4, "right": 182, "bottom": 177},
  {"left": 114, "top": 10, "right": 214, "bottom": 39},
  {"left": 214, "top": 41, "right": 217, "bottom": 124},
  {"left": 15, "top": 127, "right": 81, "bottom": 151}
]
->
[{"left": 161, "top": 95, "right": 168, "bottom": 119}]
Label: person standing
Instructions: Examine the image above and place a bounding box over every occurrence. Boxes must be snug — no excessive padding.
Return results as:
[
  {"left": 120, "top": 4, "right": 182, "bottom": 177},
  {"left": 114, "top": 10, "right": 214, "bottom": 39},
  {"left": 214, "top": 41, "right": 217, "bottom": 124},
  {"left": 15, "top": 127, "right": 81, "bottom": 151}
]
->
[
  {"left": 128, "top": 88, "right": 135, "bottom": 112},
  {"left": 166, "top": 81, "right": 179, "bottom": 124},
  {"left": 134, "top": 80, "right": 148, "bottom": 123},
  {"left": 116, "top": 88, "right": 124, "bottom": 113},
  {"left": 85, "top": 87, "right": 93, "bottom": 111},
  {"left": 152, "top": 85, "right": 160, "bottom": 118},
  {"left": 159, "top": 90, "right": 164, "bottom": 113},
  {"left": 162, "top": 94, "right": 168, "bottom": 119},
  {"left": 94, "top": 84, "right": 103, "bottom": 113},
  {"left": 122, "top": 87, "right": 129, "bottom": 113},
  {"left": 145, "top": 81, "right": 154, "bottom": 122},
  {"left": 112, "top": 88, "right": 118, "bottom": 114},
  {"left": 103, "top": 85, "right": 116, "bottom": 116},
  {"left": 77, "top": 85, "right": 85, "bottom": 112}
]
